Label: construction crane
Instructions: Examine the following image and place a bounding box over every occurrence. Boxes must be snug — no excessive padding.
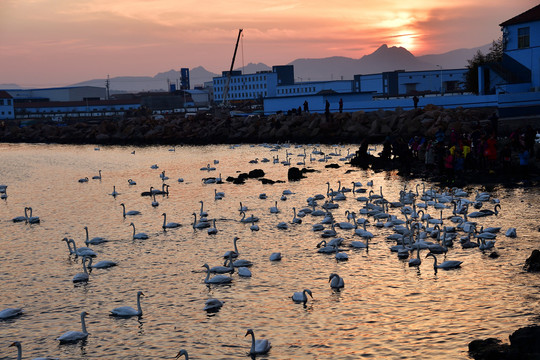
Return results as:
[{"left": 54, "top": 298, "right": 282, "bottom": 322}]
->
[{"left": 221, "top": 29, "right": 243, "bottom": 107}]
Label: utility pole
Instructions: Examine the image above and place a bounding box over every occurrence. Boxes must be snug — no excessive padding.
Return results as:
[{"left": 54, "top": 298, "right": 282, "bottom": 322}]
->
[{"left": 105, "top": 75, "right": 110, "bottom": 100}]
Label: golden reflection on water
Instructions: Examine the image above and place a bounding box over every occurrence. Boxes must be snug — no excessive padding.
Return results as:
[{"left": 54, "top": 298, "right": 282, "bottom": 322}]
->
[{"left": 0, "top": 143, "right": 539, "bottom": 359}]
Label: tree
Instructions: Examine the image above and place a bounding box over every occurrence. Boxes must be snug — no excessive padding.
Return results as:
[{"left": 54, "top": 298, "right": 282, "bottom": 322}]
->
[{"left": 464, "top": 37, "right": 504, "bottom": 94}]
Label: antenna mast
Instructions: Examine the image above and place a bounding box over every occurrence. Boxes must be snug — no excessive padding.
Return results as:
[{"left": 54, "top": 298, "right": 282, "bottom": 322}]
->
[{"left": 222, "top": 29, "right": 243, "bottom": 106}]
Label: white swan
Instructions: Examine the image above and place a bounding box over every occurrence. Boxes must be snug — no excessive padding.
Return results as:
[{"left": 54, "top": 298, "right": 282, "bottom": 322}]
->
[
  {"left": 84, "top": 226, "right": 107, "bottom": 245},
  {"left": 175, "top": 349, "right": 189, "bottom": 359},
  {"left": 204, "top": 299, "right": 223, "bottom": 312},
  {"left": 9, "top": 340, "right": 58, "bottom": 360},
  {"left": 151, "top": 194, "right": 159, "bottom": 207},
  {"left": 425, "top": 253, "right": 462, "bottom": 269},
  {"left": 110, "top": 291, "right": 144, "bottom": 317},
  {"left": 238, "top": 202, "right": 248, "bottom": 212},
  {"left": 72, "top": 256, "right": 90, "bottom": 283},
  {"left": 335, "top": 251, "right": 349, "bottom": 261},
  {"left": 237, "top": 267, "right": 252, "bottom": 277},
  {"left": 269, "top": 252, "right": 282, "bottom": 261},
  {"left": 277, "top": 221, "right": 288, "bottom": 230},
  {"left": 350, "top": 237, "right": 369, "bottom": 249},
  {"left": 224, "top": 237, "right": 240, "bottom": 258},
  {"left": 408, "top": 247, "right": 422, "bottom": 266},
  {"left": 128, "top": 178, "right": 137, "bottom": 185},
  {"left": 92, "top": 170, "right": 102, "bottom": 180},
  {"left": 214, "top": 189, "right": 225, "bottom": 199},
  {"left": 207, "top": 219, "right": 218, "bottom": 235},
  {"left": 245, "top": 329, "right": 271, "bottom": 355},
  {"left": 240, "top": 211, "right": 259, "bottom": 223},
  {"left": 57, "top": 311, "right": 89, "bottom": 343},
  {"left": 120, "top": 203, "right": 141, "bottom": 217},
  {"left": 199, "top": 200, "right": 208, "bottom": 217},
  {"left": 12, "top": 207, "right": 28, "bottom": 222},
  {"left": 0, "top": 307, "right": 23, "bottom": 320},
  {"left": 208, "top": 256, "right": 234, "bottom": 274},
  {"left": 162, "top": 213, "right": 180, "bottom": 229},
  {"left": 192, "top": 213, "right": 210, "bottom": 229},
  {"left": 232, "top": 258, "right": 253, "bottom": 267},
  {"left": 68, "top": 239, "right": 97, "bottom": 257},
  {"left": 110, "top": 186, "right": 119, "bottom": 197},
  {"left": 202, "top": 264, "right": 232, "bottom": 284},
  {"left": 87, "top": 256, "right": 117, "bottom": 269},
  {"left": 250, "top": 219, "right": 260, "bottom": 231},
  {"left": 130, "top": 222, "right": 148, "bottom": 240},
  {"left": 269, "top": 201, "right": 280, "bottom": 213},
  {"left": 329, "top": 273, "right": 344, "bottom": 289},
  {"left": 292, "top": 289, "right": 313, "bottom": 303},
  {"left": 291, "top": 207, "right": 302, "bottom": 224},
  {"left": 78, "top": 177, "right": 89, "bottom": 183},
  {"left": 25, "top": 207, "right": 40, "bottom": 224}
]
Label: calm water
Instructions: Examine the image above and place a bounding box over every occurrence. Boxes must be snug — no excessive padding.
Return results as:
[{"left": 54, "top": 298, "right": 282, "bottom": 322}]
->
[{"left": 0, "top": 143, "right": 539, "bottom": 360}]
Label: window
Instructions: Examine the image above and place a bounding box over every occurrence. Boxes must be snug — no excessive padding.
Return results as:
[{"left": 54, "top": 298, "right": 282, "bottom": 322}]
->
[{"left": 518, "top": 27, "right": 530, "bottom": 49}]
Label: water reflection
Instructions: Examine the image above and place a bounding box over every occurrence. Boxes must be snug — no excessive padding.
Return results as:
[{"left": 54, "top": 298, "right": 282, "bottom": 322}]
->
[{"left": 0, "top": 143, "right": 539, "bottom": 359}]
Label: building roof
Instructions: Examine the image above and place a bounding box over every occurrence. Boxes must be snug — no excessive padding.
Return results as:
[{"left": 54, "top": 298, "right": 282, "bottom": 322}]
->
[
  {"left": 15, "top": 99, "right": 140, "bottom": 109},
  {"left": 0, "top": 90, "right": 13, "bottom": 99},
  {"left": 500, "top": 4, "right": 540, "bottom": 27}
]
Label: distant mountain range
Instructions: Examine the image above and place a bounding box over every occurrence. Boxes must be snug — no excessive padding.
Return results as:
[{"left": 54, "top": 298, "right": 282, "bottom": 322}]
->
[{"left": 3, "top": 43, "right": 492, "bottom": 92}]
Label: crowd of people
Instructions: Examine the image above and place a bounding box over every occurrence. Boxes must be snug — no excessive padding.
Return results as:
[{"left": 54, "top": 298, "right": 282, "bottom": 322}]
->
[
  {"left": 403, "top": 124, "right": 538, "bottom": 182},
  {"left": 370, "top": 124, "right": 538, "bottom": 183}
]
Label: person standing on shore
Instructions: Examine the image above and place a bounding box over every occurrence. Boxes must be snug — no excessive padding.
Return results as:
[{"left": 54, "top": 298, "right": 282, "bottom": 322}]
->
[
  {"left": 518, "top": 145, "right": 530, "bottom": 179},
  {"left": 325, "top": 100, "right": 330, "bottom": 121},
  {"left": 413, "top": 96, "right": 419, "bottom": 109},
  {"left": 339, "top": 98, "right": 343, "bottom": 113},
  {"left": 303, "top": 100, "right": 309, "bottom": 113}
]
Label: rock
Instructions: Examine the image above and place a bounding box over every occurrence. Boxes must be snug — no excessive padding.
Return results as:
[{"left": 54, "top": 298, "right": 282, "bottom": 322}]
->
[
  {"left": 287, "top": 167, "right": 304, "bottom": 181},
  {"left": 509, "top": 325, "right": 540, "bottom": 355},
  {"left": 523, "top": 249, "right": 540, "bottom": 272},
  {"left": 248, "top": 169, "right": 265, "bottom": 178},
  {"left": 468, "top": 338, "right": 510, "bottom": 359}
]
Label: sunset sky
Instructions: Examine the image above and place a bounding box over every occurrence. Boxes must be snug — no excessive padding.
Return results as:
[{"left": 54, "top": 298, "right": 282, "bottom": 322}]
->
[{"left": 0, "top": 0, "right": 537, "bottom": 87}]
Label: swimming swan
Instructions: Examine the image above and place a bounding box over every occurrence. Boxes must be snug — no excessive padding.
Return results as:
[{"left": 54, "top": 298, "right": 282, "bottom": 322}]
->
[
  {"left": 245, "top": 328, "right": 271, "bottom": 355},
  {"left": 223, "top": 237, "right": 240, "bottom": 258},
  {"left": 175, "top": 349, "right": 189, "bottom": 359},
  {"left": 162, "top": 213, "right": 180, "bottom": 229},
  {"left": 110, "top": 291, "right": 144, "bottom": 317},
  {"left": 0, "top": 307, "right": 23, "bottom": 320},
  {"left": 68, "top": 239, "right": 97, "bottom": 257},
  {"left": 87, "top": 256, "right": 117, "bottom": 269},
  {"left": 120, "top": 203, "right": 141, "bottom": 217},
  {"left": 202, "top": 264, "right": 232, "bottom": 284},
  {"left": 292, "top": 289, "right": 313, "bottom": 304},
  {"left": 425, "top": 253, "right": 462, "bottom": 269},
  {"left": 84, "top": 226, "right": 107, "bottom": 245},
  {"left": 72, "top": 256, "right": 90, "bottom": 283},
  {"left": 57, "top": 311, "right": 88, "bottom": 343},
  {"left": 130, "top": 222, "right": 148, "bottom": 240},
  {"left": 9, "top": 340, "right": 58, "bottom": 360},
  {"left": 329, "top": 273, "right": 345, "bottom": 289}
]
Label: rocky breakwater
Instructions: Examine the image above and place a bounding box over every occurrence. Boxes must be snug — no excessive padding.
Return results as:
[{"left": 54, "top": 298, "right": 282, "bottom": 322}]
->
[{"left": 0, "top": 106, "right": 496, "bottom": 145}]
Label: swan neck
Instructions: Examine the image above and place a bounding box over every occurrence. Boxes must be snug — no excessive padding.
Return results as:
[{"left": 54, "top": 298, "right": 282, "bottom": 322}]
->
[
  {"left": 249, "top": 332, "right": 256, "bottom": 353},
  {"left": 81, "top": 313, "right": 87, "bottom": 334},
  {"left": 137, "top": 293, "right": 142, "bottom": 315},
  {"left": 15, "top": 343, "right": 22, "bottom": 360}
]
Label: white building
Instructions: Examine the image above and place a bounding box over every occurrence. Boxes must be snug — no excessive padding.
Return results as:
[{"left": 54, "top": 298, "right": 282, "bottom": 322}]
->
[
  {"left": 6, "top": 86, "right": 106, "bottom": 102},
  {"left": 0, "top": 91, "right": 15, "bottom": 120},
  {"left": 498, "top": 4, "right": 540, "bottom": 92}
]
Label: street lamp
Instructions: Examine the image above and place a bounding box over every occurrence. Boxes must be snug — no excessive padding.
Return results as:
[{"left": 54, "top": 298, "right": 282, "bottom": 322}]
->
[{"left": 436, "top": 65, "right": 443, "bottom": 95}]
